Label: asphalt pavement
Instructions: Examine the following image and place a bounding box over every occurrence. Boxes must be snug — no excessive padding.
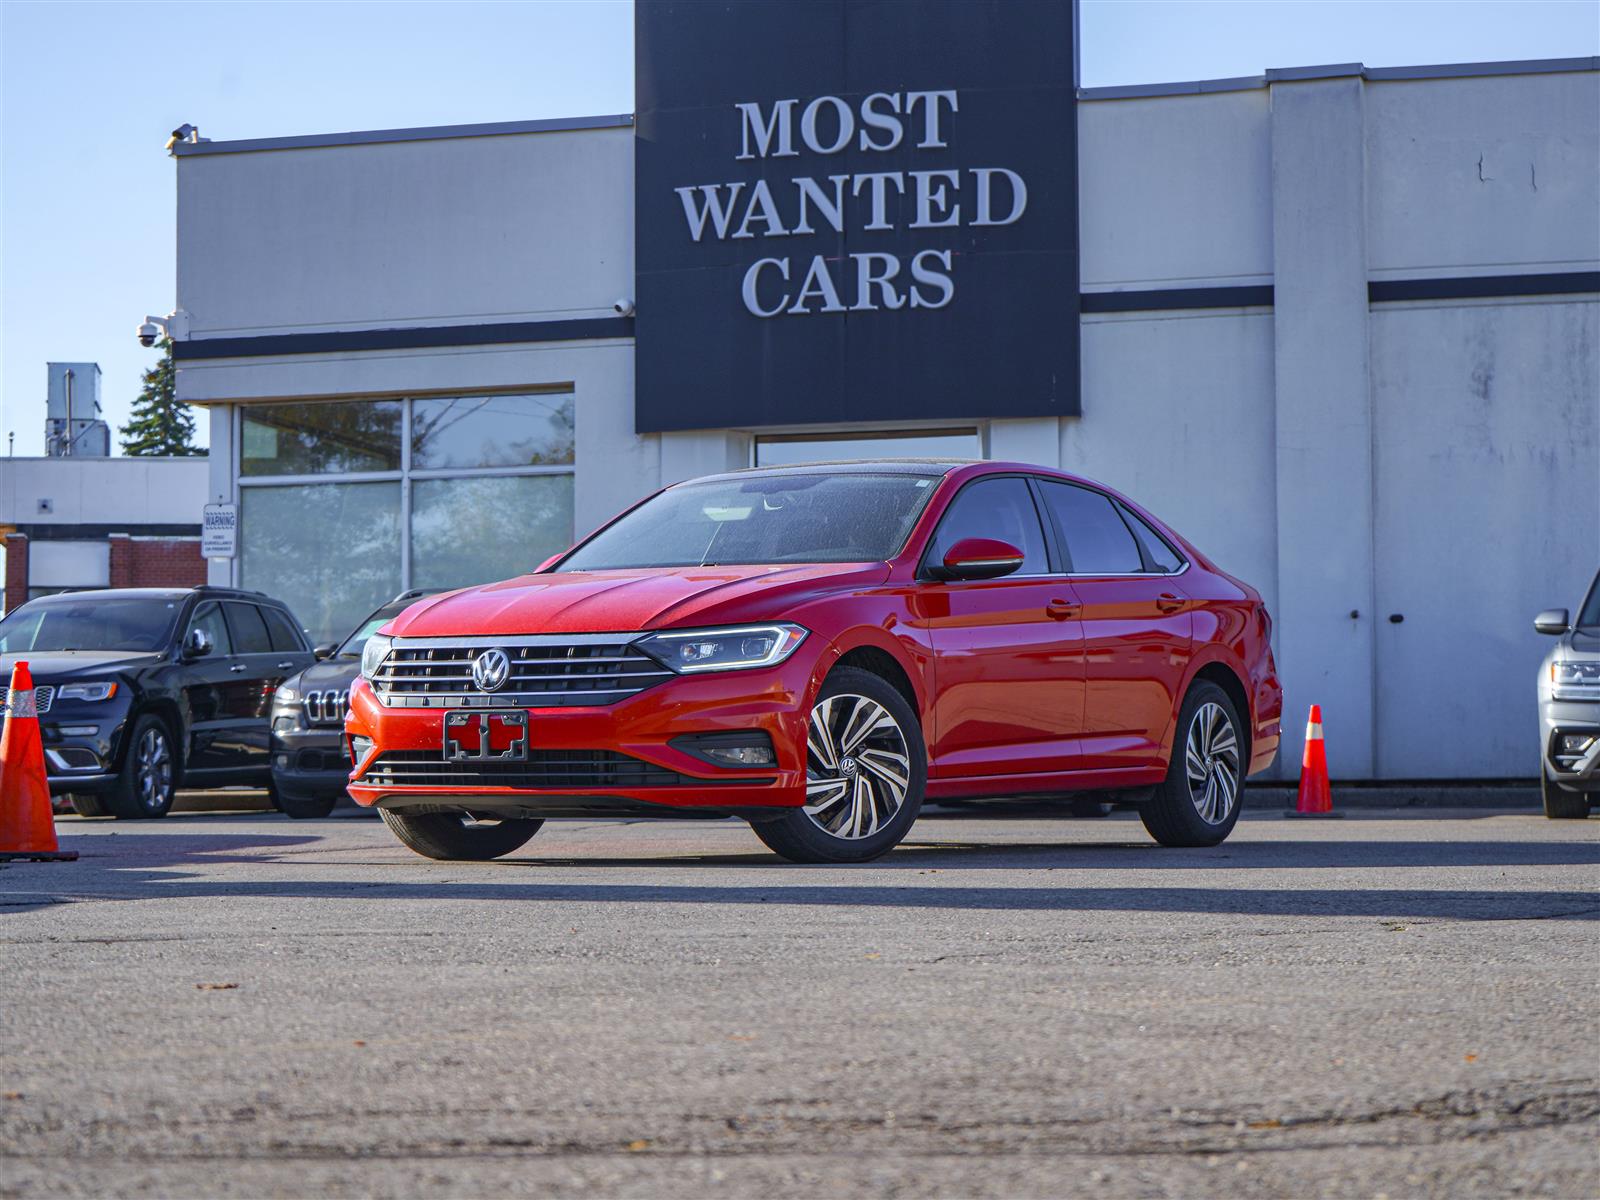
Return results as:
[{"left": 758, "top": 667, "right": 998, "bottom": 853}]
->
[{"left": 1, "top": 807, "right": 1596, "bottom": 1198}]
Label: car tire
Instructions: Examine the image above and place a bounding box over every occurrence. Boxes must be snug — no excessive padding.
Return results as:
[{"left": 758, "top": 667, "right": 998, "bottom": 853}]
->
[
  {"left": 751, "top": 666, "right": 926, "bottom": 864},
  {"left": 104, "top": 714, "right": 178, "bottom": 820},
  {"left": 378, "top": 808, "right": 543, "bottom": 860},
  {"left": 68, "top": 793, "right": 111, "bottom": 818},
  {"left": 272, "top": 786, "right": 339, "bottom": 820},
  {"left": 1140, "top": 681, "right": 1245, "bottom": 848},
  {"left": 1540, "top": 759, "right": 1590, "bottom": 819}
]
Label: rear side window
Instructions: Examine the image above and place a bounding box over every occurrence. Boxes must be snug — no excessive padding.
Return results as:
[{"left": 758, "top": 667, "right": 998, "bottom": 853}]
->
[
  {"left": 1119, "top": 506, "right": 1184, "bottom": 573},
  {"left": 926, "top": 478, "right": 1050, "bottom": 574},
  {"left": 223, "top": 602, "right": 273, "bottom": 654},
  {"left": 187, "top": 602, "right": 233, "bottom": 656},
  {"left": 1038, "top": 482, "right": 1143, "bottom": 575},
  {"left": 261, "top": 607, "right": 306, "bottom": 652}
]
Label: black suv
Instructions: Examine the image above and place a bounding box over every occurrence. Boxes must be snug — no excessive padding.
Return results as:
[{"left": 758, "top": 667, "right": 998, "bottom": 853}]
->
[
  {"left": 0, "top": 587, "right": 315, "bottom": 819},
  {"left": 269, "top": 589, "right": 438, "bottom": 819}
]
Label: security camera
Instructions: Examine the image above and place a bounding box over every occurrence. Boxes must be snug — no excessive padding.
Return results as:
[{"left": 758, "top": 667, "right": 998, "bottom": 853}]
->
[
  {"left": 613, "top": 298, "right": 636, "bottom": 317},
  {"left": 137, "top": 315, "right": 169, "bottom": 348}
]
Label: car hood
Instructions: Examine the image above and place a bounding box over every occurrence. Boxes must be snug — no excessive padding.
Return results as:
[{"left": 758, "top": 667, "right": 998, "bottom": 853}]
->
[
  {"left": 283, "top": 657, "right": 361, "bottom": 695},
  {"left": 386, "top": 563, "right": 891, "bottom": 638},
  {"left": 0, "top": 650, "right": 164, "bottom": 683}
]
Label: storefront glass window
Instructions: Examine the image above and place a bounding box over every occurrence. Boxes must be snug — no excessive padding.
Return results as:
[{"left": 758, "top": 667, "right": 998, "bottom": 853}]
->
[
  {"left": 237, "top": 391, "right": 575, "bottom": 642},
  {"left": 411, "top": 393, "right": 574, "bottom": 470},
  {"left": 241, "top": 400, "right": 403, "bottom": 476},
  {"left": 410, "top": 474, "right": 574, "bottom": 590},
  {"left": 754, "top": 429, "right": 979, "bottom": 467},
  {"left": 240, "top": 482, "right": 402, "bottom": 642}
]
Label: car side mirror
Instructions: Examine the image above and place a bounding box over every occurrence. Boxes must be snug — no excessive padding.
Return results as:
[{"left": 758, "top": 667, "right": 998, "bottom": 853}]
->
[
  {"left": 1535, "top": 608, "right": 1570, "bottom": 636},
  {"left": 182, "top": 628, "right": 214, "bottom": 659},
  {"left": 313, "top": 642, "right": 337, "bottom": 661},
  {"left": 929, "top": 537, "right": 1026, "bottom": 582}
]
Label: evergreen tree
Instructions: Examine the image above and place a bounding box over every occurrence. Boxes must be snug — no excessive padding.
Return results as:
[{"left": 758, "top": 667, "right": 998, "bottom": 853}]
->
[{"left": 120, "top": 338, "right": 201, "bottom": 456}]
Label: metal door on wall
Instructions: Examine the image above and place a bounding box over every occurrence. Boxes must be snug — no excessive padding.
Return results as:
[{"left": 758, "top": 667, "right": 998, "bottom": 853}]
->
[{"left": 1371, "top": 300, "right": 1599, "bottom": 778}]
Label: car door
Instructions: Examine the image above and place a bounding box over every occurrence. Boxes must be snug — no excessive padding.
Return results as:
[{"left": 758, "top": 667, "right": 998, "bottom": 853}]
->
[
  {"left": 920, "top": 475, "right": 1087, "bottom": 780},
  {"left": 179, "top": 600, "right": 244, "bottom": 776},
  {"left": 221, "top": 601, "right": 295, "bottom": 774},
  {"left": 1035, "top": 480, "right": 1194, "bottom": 772}
]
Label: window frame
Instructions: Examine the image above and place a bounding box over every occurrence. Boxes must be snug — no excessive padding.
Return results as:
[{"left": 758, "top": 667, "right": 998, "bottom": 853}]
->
[
  {"left": 1031, "top": 477, "right": 1189, "bottom": 580},
  {"left": 915, "top": 472, "right": 1062, "bottom": 581}
]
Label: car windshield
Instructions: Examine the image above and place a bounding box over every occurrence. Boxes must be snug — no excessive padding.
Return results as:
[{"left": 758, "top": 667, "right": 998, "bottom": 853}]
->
[
  {"left": 0, "top": 596, "right": 182, "bottom": 654},
  {"left": 336, "top": 612, "right": 399, "bottom": 659},
  {"left": 1579, "top": 571, "right": 1600, "bottom": 629},
  {"left": 559, "top": 472, "right": 943, "bottom": 570}
]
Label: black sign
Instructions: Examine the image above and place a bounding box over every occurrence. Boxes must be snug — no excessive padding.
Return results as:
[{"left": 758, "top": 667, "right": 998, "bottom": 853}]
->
[{"left": 634, "top": 0, "right": 1080, "bottom": 433}]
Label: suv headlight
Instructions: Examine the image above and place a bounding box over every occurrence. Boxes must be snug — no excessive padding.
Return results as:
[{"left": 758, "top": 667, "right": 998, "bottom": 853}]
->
[
  {"left": 276, "top": 685, "right": 301, "bottom": 705},
  {"left": 1551, "top": 659, "right": 1600, "bottom": 699},
  {"left": 361, "top": 634, "right": 393, "bottom": 681},
  {"left": 56, "top": 682, "right": 118, "bottom": 702},
  {"left": 637, "top": 624, "right": 807, "bottom": 673}
]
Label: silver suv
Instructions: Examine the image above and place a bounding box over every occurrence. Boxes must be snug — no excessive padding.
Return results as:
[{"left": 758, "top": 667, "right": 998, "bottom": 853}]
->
[{"left": 1536, "top": 567, "right": 1600, "bottom": 819}]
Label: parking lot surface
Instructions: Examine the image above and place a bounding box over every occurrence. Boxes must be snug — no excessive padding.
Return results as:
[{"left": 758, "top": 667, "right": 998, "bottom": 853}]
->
[{"left": 1, "top": 807, "right": 1596, "bottom": 1198}]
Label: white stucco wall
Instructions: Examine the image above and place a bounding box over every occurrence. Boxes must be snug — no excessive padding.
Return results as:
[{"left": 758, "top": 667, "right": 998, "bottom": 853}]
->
[{"left": 0, "top": 456, "right": 210, "bottom": 526}]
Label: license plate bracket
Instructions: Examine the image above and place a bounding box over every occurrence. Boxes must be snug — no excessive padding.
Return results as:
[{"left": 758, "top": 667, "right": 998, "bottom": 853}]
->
[{"left": 443, "top": 709, "right": 529, "bottom": 762}]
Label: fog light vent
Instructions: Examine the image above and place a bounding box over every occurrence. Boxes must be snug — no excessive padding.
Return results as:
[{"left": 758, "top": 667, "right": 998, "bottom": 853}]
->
[
  {"left": 671, "top": 731, "right": 777, "bottom": 769},
  {"left": 350, "top": 736, "right": 374, "bottom": 766}
]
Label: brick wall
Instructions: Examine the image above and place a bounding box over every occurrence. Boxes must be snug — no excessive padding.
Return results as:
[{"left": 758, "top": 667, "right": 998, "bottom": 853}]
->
[
  {"left": 2, "top": 535, "right": 26, "bottom": 613},
  {"left": 108, "top": 536, "right": 206, "bottom": 589}
]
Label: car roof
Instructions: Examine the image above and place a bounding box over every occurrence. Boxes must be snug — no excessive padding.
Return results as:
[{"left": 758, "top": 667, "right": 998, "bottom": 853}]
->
[{"left": 21, "top": 586, "right": 287, "bottom": 606}]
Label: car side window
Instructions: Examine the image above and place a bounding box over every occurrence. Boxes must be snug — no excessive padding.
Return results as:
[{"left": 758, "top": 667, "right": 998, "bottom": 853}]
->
[
  {"left": 1118, "top": 506, "right": 1184, "bottom": 573},
  {"left": 1037, "top": 482, "right": 1144, "bottom": 575},
  {"left": 926, "top": 478, "right": 1050, "bottom": 575},
  {"left": 186, "top": 601, "right": 233, "bottom": 656},
  {"left": 223, "top": 602, "right": 273, "bottom": 655},
  {"left": 260, "top": 606, "right": 306, "bottom": 652}
]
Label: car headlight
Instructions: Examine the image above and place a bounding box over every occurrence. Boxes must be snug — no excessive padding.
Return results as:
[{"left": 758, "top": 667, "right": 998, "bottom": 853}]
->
[
  {"left": 361, "top": 634, "right": 393, "bottom": 681},
  {"left": 276, "top": 685, "right": 301, "bottom": 705},
  {"left": 636, "top": 624, "right": 808, "bottom": 673},
  {"left": 56, "top": 682, "right": 118, "bottom": 703},
  {"left": 1551, "top": 659, "right": 1600, "bottom": 699}
]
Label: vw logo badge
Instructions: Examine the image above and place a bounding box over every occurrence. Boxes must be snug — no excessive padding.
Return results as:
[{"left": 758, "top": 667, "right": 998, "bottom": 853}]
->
[{"left": 472, "top": 648, "right": 512, "bottom": 693}]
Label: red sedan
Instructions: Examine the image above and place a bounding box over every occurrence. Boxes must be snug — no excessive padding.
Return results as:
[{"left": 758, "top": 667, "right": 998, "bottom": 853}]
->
[{"left": 346, "top": 461, "right": 1281, "bottom": 863}]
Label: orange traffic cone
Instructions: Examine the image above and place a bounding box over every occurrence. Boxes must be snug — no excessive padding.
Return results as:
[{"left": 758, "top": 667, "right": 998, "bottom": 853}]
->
[
  {"left": 0, "top": 661, "right": 78, "bottom": 862},
  {"left": 1286, "top": 703, "right": 1340, "bottom": 818}
]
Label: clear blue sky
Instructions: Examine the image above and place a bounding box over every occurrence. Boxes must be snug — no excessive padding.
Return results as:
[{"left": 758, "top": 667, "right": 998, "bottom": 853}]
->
[{"left": 2, "top": 0, "right": 1595, "bottom": 457}]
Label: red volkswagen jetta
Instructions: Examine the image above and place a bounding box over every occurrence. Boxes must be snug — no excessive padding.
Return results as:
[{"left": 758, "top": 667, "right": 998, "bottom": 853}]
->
[{"left": 346, "top": 461, "right": 1281, "bottom": 863}]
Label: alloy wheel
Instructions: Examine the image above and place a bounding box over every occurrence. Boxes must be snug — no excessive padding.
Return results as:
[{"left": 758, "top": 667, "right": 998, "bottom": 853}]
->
[
  {"left": 1184, "top": 701, "right": 1240, "bottom": 824},
  {"left": 136, "top": 727, "right": 173, "bottom": 811},
  {"left": 803, "top": 693, "right": 912, "bottom": 840}
]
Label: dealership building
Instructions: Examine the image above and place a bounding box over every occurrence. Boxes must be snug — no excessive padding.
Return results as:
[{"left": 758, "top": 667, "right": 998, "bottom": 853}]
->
[{"left": 167, "top": 6, "right": 1598, "bottom": 782}]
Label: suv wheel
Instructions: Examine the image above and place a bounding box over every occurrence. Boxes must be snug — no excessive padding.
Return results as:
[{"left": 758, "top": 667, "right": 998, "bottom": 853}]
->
[
  {"left": 1140, "top": 681, "right": 1244, "bottom": 847},
  {"left": 379, "top": 809, "right": 543, "bottom": 860},
  {"left": 751, "top": 666, "right": 926, "bottom": 864},
  {"left": 1540, "top": 759, "right": 1591, "bottom": 820},
  {"left": 68, "top": 793, "right": 111, "bottom": 818},
  {"left": 105, "top": 714, "right": 177, "bottom": 820}
]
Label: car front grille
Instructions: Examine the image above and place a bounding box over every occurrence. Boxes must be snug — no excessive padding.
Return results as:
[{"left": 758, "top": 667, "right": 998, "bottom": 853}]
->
[
  {"left": 371, "top": 636, "right": 674, "bottom": 708},
  {"left": 303, "top": 689, "right": 350, "bottom": 725},
  {"left": 0, "top": 685, "right": 55, "bottom": 716},
  {"left": 361, "top": 749, "right": 696, "bottom": 789}
]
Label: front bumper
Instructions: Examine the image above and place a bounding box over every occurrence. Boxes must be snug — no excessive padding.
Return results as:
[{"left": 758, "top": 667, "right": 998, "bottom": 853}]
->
[
  {"left": 1541, "top": 698, "right": 1600, "bottom": 788},
  {"left": 40, "top": 703, "right": 132, "bottom": 796},
  {"left": 271, "top": 722, "right": 353, "bottom": 799},
  {"left": 344, "top": 656, "right": 820, "bottom": 815}
]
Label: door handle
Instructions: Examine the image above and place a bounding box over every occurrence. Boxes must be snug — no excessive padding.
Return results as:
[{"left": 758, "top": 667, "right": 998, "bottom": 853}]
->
[
  {"left": 229, "top": 664, "right": 248, "bottom": 673},
  {"left": 1156, "top": 593, "right": 1185, "bottom": 614},
  {"left": 276, "top": 661, "right": 295, "bottom": 669},
  {"left": 1045, "top": 599, "right": 1080, "bottom": 620}
]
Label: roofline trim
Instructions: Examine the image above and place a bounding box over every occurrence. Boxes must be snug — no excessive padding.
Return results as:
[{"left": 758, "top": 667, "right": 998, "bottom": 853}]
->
[
  {"left": 1079, "top": 55, "right": 1598, "bottom": 100},
  {"left": 171, "top": 113, "right": 634, "bottom": 157}
]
